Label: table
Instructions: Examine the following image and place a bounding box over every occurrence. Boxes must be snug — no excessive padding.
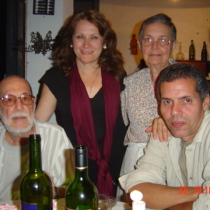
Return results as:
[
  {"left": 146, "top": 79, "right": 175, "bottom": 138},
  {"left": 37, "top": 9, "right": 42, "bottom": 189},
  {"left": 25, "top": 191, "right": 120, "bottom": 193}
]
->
[
  {"left": 57, "top": 200, "right": 132, "bottom": 210},
  {"left": 112, "top": 201, "right": 132, "bottom": 210},
  {"left": 1, "top": 200, "right": 166, "bottom": 210},
  {"left": 57, "top": 199, "right": 133, "bottom": 210}
]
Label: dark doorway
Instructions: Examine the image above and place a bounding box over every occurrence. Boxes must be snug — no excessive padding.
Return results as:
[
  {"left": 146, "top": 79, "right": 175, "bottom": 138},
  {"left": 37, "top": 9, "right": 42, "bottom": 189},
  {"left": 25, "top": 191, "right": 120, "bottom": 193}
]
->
[
  {"left": 0, "top": 1, "right": 7, "bottom": 80},
  {"left": 74, "top": 0, "right": 99, "bottom": 13},
  {"left": 0, "top": 0, "right": 26, "bottom": 80}
]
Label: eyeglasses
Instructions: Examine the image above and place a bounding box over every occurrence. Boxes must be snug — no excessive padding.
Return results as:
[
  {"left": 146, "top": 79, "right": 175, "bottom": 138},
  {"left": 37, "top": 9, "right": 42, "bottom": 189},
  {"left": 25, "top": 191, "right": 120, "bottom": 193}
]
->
[
  {"left": 0, "top": 95, "right": 35, "bottom": 107},
  {"left": 141, "top": 38, "right": 174, "bottom": 47}
]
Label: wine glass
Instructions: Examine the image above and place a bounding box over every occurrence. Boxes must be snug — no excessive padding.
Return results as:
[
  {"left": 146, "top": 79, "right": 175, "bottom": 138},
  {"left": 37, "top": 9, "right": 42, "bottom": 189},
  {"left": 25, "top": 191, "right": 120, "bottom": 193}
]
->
[{"left": 98, "top": 194, "right": 112, "bottom": 210}]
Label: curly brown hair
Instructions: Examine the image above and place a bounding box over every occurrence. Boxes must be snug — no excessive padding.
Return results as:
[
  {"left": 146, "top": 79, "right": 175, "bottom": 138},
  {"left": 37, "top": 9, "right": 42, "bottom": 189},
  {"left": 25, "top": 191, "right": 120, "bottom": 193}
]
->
[{"left": 51, "top": 9, "right": 125, "bottom": 81}]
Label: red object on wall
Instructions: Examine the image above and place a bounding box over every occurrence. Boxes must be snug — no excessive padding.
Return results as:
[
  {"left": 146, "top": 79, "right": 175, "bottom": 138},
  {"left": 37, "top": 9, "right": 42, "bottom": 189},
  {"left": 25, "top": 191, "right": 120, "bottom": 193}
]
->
[{"left": 130, "top": 34, "right": 138, "bottom": 55}]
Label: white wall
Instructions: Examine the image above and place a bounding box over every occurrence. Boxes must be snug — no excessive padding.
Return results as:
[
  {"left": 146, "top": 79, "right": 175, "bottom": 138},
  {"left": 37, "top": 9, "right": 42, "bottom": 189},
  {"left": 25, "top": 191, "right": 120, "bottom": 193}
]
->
[
  {"left": 100, "top": 3, "right": 210, "bottom": 75},
  {"left": 25, "top": 0, "right": 73, "bottom": 123},
  {"left": 25, "top": 0, "right": 210, "bottom": 122}
]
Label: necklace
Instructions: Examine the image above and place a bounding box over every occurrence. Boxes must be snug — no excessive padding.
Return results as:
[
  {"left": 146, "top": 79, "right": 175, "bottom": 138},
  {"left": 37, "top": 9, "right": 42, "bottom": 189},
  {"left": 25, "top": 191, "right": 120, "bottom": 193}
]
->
[{"left": 82, "top": 70, "right": 100, "bottom": 94}]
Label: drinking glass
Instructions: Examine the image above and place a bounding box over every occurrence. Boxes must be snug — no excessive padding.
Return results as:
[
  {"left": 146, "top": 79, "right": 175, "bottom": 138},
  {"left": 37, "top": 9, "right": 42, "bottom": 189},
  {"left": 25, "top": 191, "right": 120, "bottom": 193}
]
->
[{"left": 98, "top": 194, "right": 112, "bottom": 210}]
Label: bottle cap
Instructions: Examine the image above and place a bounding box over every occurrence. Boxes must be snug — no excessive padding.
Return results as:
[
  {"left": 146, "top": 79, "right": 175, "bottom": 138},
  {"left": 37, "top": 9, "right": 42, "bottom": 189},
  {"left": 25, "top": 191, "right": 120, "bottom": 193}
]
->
[{"left": 75, "top": 145, "right": 88, "bottom": 168}]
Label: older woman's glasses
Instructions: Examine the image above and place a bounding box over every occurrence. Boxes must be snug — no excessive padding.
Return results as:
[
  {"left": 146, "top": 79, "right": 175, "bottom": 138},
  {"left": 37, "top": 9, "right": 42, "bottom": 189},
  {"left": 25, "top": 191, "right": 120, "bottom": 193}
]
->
[
  {"left": 141, "top": 38, "right": 173, "bottom": 47},
  {"left": 0, "top": 95, "right": 35, "bottom": 106}
]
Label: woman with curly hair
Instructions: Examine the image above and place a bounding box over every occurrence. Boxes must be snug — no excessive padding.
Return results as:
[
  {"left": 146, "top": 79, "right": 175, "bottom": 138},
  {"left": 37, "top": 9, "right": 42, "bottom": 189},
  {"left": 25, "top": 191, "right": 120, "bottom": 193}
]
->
[{"left": 35, "top": 9, "right": 127, "bottom": 197}]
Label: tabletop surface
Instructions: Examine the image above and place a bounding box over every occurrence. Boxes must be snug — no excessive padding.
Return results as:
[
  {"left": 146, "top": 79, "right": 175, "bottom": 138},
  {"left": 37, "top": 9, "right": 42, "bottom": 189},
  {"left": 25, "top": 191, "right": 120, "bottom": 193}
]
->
[
  {"left": 2, "top": 200, "right": 133, "bottom": 210},
  {"left": 112, "top": 201, "right": 132, "bottom": 210}
]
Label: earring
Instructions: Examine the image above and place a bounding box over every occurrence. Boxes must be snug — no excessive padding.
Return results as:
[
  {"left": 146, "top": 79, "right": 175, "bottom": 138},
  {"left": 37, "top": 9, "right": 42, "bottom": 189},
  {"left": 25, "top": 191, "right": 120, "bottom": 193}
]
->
[
  {"left": 103, "top": 45, "right": 107, "bottom": 49},
  {"left": 70, "top": 44, "right": 73, "bottom": 48}
]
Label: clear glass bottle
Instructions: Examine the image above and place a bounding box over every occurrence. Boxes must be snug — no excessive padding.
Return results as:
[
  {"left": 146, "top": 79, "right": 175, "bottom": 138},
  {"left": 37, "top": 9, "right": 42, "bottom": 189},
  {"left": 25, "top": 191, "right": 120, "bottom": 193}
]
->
[
  {"left": 189, "top": 40, "right": 195, "bottom": 60},
  {"left": 20, "top": 134, "right": 53, "bottom": 210},
  {"left": 176, "top": 42, "right": 185, "bottom": 60},
  {"left": 201, "top": 41, "right": 207, "bottom": 61},
  {"left": 65, "top": 145, "right": 98, "bottom": 210}
]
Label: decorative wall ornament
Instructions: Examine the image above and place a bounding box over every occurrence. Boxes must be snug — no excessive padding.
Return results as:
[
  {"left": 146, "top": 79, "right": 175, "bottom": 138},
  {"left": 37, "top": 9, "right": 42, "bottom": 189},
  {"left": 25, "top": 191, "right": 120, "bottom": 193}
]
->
[
  {"left": 26, "top": 31, "right": 54, "bottom": 56},
  {"left": 129, "top": 34, "right": 138, "bottom": 55},
  {"left": 33, "top": 0, "right": 55, "bottom": 15}
]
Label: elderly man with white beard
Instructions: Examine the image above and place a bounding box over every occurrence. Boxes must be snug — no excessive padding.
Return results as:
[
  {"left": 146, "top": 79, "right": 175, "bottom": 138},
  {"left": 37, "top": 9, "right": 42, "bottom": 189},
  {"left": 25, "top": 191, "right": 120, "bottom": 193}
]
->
[{"left": 0, "top": 75, "right": 74, "bottom": 202}]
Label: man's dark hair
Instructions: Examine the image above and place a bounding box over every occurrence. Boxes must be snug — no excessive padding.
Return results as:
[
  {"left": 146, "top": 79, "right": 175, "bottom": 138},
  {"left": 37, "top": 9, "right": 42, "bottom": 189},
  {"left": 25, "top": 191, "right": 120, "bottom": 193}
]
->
[{"left": 156, "top": 63, "right": 209, "bottom": 101}]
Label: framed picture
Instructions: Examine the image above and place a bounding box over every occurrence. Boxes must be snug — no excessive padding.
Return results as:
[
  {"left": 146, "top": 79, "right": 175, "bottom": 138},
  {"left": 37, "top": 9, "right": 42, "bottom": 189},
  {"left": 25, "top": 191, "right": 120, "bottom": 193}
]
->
[{"left": 33, "top": 0, "right": 55, "bottom": 15}]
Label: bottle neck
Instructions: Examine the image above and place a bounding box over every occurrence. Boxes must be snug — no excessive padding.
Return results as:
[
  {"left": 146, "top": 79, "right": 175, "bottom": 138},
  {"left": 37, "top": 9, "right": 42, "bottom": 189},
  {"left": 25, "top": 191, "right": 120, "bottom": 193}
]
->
[
  {"left": 75, "top": 145, "right": 89, "bottom": 179},
  {"left": 29, "top": 134, "right": 42, "bottom": 172},
  {"left": 75, "top": 167, "right": 89, "bottom": 179}
]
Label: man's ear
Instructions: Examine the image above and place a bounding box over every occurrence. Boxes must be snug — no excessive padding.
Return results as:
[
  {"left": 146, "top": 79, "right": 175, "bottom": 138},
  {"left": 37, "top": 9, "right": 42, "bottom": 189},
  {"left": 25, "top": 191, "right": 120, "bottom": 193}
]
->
[
  {"left": 33, "top": 98, "right": 36, "bottom": 112},
  {"left": 172, "top": 40, "right": 178, "bottom": 51},
  {"left": 203, "top": 94, "right": 210, "bottom": 111}
]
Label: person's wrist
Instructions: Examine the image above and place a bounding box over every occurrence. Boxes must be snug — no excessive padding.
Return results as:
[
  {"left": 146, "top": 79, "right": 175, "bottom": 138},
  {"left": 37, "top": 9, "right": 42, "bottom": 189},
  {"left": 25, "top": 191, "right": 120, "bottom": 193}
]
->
[{"left": 187, "top": 187, "right": 198, "bottom": 202}]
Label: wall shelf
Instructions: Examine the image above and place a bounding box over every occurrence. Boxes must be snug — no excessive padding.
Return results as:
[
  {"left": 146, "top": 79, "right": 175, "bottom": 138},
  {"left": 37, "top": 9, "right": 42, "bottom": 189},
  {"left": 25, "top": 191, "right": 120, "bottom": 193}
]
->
[{"left": 177, "top": 60, "right": 209, "bottom": 76}]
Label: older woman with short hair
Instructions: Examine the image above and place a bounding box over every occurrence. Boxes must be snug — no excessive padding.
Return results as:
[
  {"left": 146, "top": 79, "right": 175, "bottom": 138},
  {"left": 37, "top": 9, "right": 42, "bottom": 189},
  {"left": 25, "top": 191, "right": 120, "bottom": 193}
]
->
[{"left": 118, "top": 13, "right": 177, "bottom": 200}]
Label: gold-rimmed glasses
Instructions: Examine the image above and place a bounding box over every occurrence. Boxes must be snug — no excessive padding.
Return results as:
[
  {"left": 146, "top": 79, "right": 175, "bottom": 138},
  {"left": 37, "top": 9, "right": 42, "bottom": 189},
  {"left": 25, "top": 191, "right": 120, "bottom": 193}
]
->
[
  {"left": 0, "top": 94, "right": 35, "bottom": 106},
  {"left": 141, "top": 37, "right": 174, "bottom": 47}
]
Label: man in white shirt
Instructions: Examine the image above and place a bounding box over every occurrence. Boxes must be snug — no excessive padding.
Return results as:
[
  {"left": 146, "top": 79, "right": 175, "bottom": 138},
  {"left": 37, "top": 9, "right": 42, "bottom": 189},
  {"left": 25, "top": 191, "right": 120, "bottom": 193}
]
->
[
  {"left": 0, "top": 75, "right": 74, "bottom": 202},
  {"left": 119, "top": 63, "right": 210, "bottom": 210}
]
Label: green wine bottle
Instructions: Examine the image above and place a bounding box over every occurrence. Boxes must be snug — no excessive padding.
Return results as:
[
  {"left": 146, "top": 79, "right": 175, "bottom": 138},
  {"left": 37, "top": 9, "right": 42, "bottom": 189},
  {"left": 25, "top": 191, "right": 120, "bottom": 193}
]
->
[
  {"left": 65, "top": 145, "right": 98, "bottom": 210},
  {"left": 20, "top": 134, "right": 53, "bottom": 210},
  {"left": 189, "top": 40, "right": 195, "bottom": 60},
  {"left": 201, "top": 41, "right": 207, "bottom": 61}
]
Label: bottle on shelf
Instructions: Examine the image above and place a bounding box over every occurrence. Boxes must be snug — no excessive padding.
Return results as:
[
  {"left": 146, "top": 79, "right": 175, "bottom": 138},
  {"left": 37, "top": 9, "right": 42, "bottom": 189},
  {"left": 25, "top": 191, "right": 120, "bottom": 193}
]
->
[
  {"left": 65, "top": 145, "right": 98, "bottom": 210},
  {"left": 175, "top": 42, "right": 185, "bottom": 60},
  {"left": 201, "top": 41, "right": 207, "bottom": 61},
  {"left": 20, "top": 134, "right": 53, "bottom": 210},
  {"left": 189, "top": 40, "right": 195, "bottom": 60}
]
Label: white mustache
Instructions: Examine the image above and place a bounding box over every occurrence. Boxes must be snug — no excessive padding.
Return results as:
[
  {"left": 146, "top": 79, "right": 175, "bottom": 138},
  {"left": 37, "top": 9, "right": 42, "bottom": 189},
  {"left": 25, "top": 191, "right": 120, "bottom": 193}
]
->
[{"left": 10, "top": 112, "right": 29, "bottom": 120}]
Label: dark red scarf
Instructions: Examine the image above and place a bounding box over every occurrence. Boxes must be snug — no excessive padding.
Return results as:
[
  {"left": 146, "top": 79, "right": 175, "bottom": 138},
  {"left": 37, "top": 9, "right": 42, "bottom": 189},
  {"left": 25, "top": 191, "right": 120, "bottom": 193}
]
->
[{"left": 69, "top": 65, "right": 120, "bottom": 196}]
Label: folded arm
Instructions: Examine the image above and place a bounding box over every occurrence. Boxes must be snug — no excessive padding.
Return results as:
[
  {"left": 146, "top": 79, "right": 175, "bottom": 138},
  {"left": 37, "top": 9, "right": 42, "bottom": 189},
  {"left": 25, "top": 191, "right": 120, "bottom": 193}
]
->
[
  {"left": 169, "top": 202, "right": 194, "bottom": 210},
  {"left": 128, "top": 183, "right": 197, "bottom": 210}
]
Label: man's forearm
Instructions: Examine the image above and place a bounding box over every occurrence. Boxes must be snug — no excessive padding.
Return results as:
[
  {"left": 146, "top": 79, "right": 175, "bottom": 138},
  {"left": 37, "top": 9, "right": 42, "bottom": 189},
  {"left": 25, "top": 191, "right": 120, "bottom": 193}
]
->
[
  {"left": 169, "top": 201, "right": 194, "bottom": 210},
  {"left": 128, "top": 183, "right": 198, "bottom": 209}
]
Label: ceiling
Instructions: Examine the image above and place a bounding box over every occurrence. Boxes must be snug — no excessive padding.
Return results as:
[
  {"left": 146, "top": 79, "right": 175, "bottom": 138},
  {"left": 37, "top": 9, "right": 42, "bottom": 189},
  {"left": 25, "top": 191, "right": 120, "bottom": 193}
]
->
[{"left": 101, "top": 0, "right": 210, "bottom": 8}]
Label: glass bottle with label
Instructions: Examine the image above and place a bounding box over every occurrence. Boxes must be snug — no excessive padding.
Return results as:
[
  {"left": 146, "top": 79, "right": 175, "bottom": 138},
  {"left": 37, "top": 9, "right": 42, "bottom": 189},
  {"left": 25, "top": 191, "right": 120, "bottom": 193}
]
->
[
  {"left": 201, "top": 41, "right": 207, "bottom": 61},
  {"left": 189, "top": 40, "right": 195, "bottom": 60},
  {"left": 20, "top": 134, "right": 53, "bottom": 210},
  {"left": 175, "top": 42, "right": 185, "bottom": 60},
  {"left": 65, "top": 145, "right": 98, "bottom": 210}
]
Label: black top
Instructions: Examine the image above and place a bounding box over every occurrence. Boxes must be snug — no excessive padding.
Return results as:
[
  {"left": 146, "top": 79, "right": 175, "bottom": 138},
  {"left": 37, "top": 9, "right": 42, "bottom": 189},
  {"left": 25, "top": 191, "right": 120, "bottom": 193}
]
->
[{"left": 39, "top": 67, "right": 127, "bottom": 193}]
